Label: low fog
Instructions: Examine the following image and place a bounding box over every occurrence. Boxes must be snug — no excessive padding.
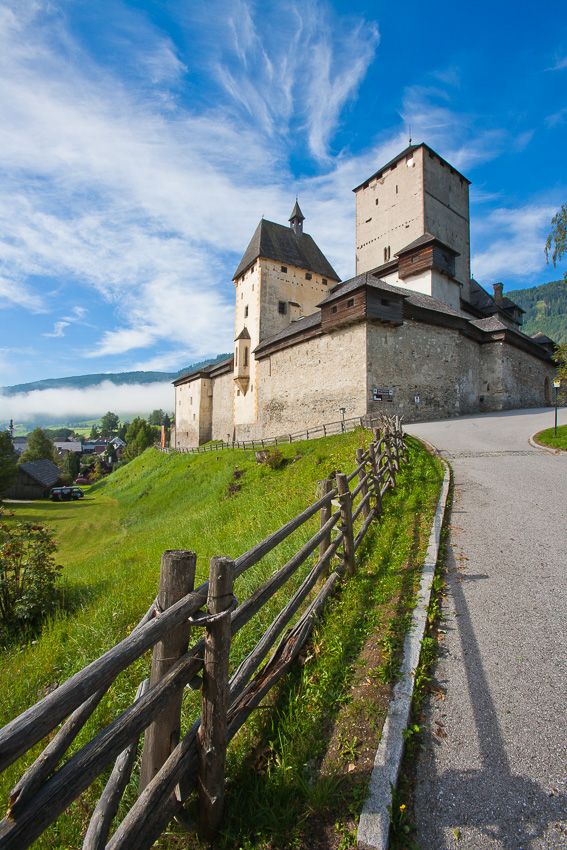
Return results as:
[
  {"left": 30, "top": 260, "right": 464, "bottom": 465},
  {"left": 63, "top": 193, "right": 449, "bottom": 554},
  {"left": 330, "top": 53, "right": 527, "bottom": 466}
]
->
[{"left": 0, "top": 381, "right": 174, "bottom": 425}]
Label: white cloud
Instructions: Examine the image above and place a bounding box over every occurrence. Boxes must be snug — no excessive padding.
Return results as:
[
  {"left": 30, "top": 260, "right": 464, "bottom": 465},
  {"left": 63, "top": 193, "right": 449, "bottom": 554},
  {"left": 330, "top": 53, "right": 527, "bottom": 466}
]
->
[
  {"left": 43, "top": 321, "right": 69, "bottom": 338},
  {"left": 0, "top": 380, "right": 174, "bottom": 421},
  {"left": 471, "top": 203, "right": 559, "bottom": 281}
]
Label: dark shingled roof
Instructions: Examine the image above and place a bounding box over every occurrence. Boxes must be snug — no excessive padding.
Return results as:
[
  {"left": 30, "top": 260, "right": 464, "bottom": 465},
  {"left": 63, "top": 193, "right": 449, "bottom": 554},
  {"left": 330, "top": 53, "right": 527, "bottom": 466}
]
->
[
  {"left": 233, "top": 219, "right": 340, "bottom": 281},
  {"left": 20, "top": 459, "right": 60, "bottom": 488},
  {"left": 532, "top": 332, "right": 555, "bottom": 344},
  {"left": 395, "top": 232, "right": 459, "bottom": 257},
  {"left": 255, "top": 312, "right": 322, "bottom": 353},
  {"left": 173, "top": 355, "right": 234, "bottom": 386},
  {"left": 235, "top": 327, "right": 251, "bottom": 340},
  {"left": 289, "top": 201, "right": 304, "bottom": 222},
  {"left": 352, "top": 143, "right": 470, "bottom": 192}
]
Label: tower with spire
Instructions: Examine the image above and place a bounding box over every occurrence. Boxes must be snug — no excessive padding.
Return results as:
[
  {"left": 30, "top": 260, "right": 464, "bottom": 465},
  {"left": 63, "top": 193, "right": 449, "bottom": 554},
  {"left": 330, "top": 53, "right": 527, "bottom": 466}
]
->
[{"left": 230, "top": 202, "right": 340, "bottom": 429}]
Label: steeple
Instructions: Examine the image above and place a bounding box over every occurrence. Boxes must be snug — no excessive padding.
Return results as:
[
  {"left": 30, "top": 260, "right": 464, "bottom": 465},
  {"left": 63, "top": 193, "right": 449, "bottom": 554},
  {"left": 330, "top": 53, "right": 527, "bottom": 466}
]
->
[{"left": 289, "top": 200, "right": 305, "bottom": 236}]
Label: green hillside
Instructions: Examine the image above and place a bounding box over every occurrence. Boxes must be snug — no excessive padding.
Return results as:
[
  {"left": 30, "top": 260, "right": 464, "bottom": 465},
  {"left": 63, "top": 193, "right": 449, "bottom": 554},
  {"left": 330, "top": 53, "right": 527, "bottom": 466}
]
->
[
  {"left": 0, "top": 432, "right": 443, "bottom": 849},
  {"left": 1, "top": 353, "right": 231, "bottom": 396},
  {"left": 507, "top": 279, "right": 567, "bottom": 344}
]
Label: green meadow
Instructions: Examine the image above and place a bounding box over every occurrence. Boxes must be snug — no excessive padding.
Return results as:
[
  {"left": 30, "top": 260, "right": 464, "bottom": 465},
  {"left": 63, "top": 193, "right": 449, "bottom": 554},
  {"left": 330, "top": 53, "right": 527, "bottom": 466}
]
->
[{"left": 0, "top": 431, "right": 443, "bottom": 848}]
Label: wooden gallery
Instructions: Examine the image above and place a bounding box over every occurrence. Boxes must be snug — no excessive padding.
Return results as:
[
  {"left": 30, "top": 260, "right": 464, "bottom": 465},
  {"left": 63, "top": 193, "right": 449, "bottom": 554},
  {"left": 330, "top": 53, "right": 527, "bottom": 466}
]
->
[{"left": 172, "top": 142, "right": 556, "bottom": 448}]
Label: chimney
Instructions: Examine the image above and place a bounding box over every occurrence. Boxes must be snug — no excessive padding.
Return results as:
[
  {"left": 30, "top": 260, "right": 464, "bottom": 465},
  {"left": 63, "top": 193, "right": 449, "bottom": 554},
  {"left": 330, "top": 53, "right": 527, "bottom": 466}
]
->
[{"left": 493, "top": 282, "right": 503, "bottom": 305}]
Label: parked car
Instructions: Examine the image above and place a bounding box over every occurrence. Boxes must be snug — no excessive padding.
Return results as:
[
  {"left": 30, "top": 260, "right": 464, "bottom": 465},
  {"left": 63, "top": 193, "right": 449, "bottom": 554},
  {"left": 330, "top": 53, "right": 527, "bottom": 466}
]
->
[
  {"left": 74, "top": 477, "right": 89, "bottom": 485},
  {"left": 50, "top": 486, "right": 84, "bottom": 502}
]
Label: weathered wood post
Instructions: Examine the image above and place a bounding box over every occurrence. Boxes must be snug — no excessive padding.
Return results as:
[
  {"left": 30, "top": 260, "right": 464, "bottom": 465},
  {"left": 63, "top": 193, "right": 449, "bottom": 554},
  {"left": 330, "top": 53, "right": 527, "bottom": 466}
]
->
[
  {"left": 197, "top": 556, "right": 235, "bottom": 840},
  {"left": 356, "top": 448, "right": 371, "bottom": 520},
  {"left": 368, "top": 442, "right": 383, "bottom": 519},
  {"left": 318, "top": 478, "right": 333, "bottom": 567},
  {"left": 382, "top": 427, "right": 396, "bottom": 485},
  {"left": 139, "top": 550, "right": 197, "bottom": 792},
  {"left": 336, "top": 473, "right": 355, "bottom": 577}
]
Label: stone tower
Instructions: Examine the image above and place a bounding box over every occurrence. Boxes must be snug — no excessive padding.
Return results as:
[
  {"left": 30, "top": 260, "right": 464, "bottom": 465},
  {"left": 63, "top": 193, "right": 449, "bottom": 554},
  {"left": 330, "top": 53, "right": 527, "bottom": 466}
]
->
[
  {"left": 353, "top": 143, "right": 471, "bottom": 304},
  {"left": 231, "top": 204, "right": 340, "bottom": 429}
]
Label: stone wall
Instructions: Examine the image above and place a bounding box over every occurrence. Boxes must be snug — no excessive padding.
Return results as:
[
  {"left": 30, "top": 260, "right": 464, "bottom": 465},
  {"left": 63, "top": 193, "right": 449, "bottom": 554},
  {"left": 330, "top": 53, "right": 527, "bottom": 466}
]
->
[
  {"left": 211, "top": 370, "right": 235, "bottom": 442},
  {"left": 174, "top": 376, "right": 202, "bottom": 448},
  {"left": 500, "top": 342, "right": 556, "bottom": 409},
  {"left": 235, "top": 323, "right": 368, "bottom": 440},
  {"left": 366, "top": 320, "right": 482, "bottom": 422}
]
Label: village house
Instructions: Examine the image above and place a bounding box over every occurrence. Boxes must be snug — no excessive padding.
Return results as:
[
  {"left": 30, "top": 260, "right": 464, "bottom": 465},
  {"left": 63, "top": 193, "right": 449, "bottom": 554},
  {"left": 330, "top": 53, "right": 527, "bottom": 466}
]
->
[{"left": 172, "top": 142, "right": 556, "bottom": 449}]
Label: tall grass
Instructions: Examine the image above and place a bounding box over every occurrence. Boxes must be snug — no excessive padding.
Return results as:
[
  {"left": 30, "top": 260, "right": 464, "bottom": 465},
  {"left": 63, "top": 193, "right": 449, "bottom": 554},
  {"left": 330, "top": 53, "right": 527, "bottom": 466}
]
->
[{"left": 0, "top": 431, "right": 443, "bottom": 848}]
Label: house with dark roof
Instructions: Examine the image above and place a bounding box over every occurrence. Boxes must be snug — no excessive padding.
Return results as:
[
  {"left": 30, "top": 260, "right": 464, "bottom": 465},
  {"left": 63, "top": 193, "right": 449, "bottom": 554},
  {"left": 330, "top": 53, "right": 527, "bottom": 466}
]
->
[
  {"left": 172, "top": 143, "right": 557, "bottom": 448},
  {"left": 3, "top": 459, "right": 61, "bottom": 500}
]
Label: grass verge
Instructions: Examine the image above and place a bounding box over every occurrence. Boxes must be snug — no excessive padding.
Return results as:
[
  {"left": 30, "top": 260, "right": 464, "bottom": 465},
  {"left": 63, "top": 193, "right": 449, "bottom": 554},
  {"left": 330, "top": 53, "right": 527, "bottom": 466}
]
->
[
  {"left": 0, "top": 431, "right": 443, "bottom": 849},
  {"left": 533, "top": 423, "right": 567, "bottom": 450}
]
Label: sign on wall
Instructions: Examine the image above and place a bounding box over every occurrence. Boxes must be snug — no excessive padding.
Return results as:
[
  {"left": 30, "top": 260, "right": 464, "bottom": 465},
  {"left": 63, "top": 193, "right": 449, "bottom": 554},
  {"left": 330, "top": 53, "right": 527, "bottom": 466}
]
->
[{"left": 373, "top": 387, "right": 394, "bottom": 402}]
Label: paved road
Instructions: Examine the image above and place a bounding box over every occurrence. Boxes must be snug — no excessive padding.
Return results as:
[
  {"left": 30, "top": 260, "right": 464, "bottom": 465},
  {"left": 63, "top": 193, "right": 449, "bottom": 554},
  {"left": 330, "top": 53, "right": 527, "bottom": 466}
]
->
[{"left": 405, "top": 408, "right": 567, "bottom": 850}]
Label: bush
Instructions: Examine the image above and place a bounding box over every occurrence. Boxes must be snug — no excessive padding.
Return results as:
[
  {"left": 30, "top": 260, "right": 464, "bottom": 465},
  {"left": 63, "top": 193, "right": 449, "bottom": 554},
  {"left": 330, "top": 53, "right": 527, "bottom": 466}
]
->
[
  {"left": 0, "top": 510, "right": 62, "bottom": 641},
  {"left": 265, "top": 448, "right": 284, "bottom": 469}
]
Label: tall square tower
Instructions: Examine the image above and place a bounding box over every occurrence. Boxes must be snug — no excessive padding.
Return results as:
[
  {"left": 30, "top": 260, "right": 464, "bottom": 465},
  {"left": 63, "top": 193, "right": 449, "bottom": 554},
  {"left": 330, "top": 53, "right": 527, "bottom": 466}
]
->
[{"left": 354, "top": 144, "right": 471, "bottom": 303}]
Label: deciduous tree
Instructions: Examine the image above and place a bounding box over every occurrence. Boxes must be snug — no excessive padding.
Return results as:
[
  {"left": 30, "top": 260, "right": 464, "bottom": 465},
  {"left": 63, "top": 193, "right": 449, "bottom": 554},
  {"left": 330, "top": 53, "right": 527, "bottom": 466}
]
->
[
  {"left": 0, "top": 432, "right": 18, "bottom": 496},
  {"left": 546, "top": 204, "right": 567, "bottom": 282},
  {"left": 18, "top": 428, "right": 55, "bottom": 465}
]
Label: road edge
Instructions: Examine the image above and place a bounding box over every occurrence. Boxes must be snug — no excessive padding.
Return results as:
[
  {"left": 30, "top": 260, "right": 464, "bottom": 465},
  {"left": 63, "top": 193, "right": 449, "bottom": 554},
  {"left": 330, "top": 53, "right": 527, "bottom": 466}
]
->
[{"left": 356, "top": 454, "right": 451, "bottom": 850}]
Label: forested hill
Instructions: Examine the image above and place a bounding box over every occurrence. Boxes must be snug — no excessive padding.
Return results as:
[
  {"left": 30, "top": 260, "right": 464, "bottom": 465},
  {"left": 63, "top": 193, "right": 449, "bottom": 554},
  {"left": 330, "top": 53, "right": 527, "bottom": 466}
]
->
[
  {"left": 507, "top": 280, "right": 567, "bottom": 344},
  {"left": 1, "top": 353, "right": 231, "bottom": 396}
]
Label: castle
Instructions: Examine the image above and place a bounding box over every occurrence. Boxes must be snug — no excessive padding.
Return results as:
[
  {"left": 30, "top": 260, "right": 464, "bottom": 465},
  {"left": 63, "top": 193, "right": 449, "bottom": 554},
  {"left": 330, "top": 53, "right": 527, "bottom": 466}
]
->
[{"left": 172, "top": 142, "right": 556, "bottom": 448}]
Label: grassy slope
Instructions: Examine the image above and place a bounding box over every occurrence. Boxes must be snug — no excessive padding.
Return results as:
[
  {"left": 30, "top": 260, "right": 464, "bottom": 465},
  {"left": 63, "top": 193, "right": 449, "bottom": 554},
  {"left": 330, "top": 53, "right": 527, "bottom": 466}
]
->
[{"left": 0, "top": 432, "right": 443, "bottom": 849}]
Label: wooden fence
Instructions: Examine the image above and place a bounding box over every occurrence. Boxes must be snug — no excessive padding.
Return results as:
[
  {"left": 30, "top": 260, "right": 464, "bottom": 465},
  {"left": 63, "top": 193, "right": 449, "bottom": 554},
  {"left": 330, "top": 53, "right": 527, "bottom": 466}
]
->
[
  {"left": 0, "top": 418, "right": 407, "bottom": 850},
  {"left": 163, "top": 413, "right": 385, "bottom": 454}
]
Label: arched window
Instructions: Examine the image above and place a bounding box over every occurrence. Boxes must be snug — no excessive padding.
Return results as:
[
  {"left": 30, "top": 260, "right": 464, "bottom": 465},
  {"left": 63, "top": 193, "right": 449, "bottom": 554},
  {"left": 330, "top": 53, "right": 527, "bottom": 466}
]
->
[{"left": 235, "top": 349, "right": 237, "bottom": 367}]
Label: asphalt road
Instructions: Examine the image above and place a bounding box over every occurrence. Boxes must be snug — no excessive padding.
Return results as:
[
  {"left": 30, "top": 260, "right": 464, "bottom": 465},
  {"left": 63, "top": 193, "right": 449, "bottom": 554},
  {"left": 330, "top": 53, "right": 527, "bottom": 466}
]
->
[{"left": 405, "top": 408, "right": 567, "bottom": 850}]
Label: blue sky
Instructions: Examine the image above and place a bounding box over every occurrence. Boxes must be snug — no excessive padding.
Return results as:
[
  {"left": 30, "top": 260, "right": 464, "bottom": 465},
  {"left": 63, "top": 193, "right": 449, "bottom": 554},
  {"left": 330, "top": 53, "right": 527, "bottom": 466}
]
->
[{"left": 1, "top": 0, "right": 566, "bottom": 417}]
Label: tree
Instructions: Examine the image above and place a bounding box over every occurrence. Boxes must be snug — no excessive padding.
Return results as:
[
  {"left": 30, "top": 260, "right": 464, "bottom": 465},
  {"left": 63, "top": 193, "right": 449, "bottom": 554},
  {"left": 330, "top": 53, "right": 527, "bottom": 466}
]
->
[
  {"left": 100, "top": 411, "right": 120, "bottom": 438},
  {"left": 90, "top": 459, "right": 105, "bottom": 482},
  {"left": 123, "top": 418, "right": 155, "bottom": 462},
  {"left": 0, "top": 432, "right": 18, "bottom": 496},
  {"left": 148, "top": 409, "right": 165, "bottom": 426},
  {"left": 89, "top": 424, "right": 100, "bottom": 440},
  {"left": 546, "top": 204, "right": 567, "bottom": 282},
  {"left": 18, "top": 428, "right": 55, "bottom": 465},
  {"left": 62, "top": 451, "right": 80, "bottom": 481}
]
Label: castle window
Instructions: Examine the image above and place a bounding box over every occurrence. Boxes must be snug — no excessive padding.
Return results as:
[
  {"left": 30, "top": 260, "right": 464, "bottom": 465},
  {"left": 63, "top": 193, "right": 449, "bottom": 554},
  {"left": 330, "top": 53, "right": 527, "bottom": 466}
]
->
[
  {"left": 305, "top": 273, "right": 312, "bottom": 280},
  {"left": 190, "top": 396, "right": 192, "bottom": 404},
  {"left": 235, "top": 349, "right": 237, "bottom": 367},
  {"left": 278, "top": 301, "right": 287, "bottom": 315},
  {"left": 193, "top": 414, "right": 196, "bottom": 421},
  {"left": 245, "top": 305, "right": 249, "bottom": 318},
  {"left": 347, "top": 298, "right": 354, "bottom": 307},
  {"left": 381, "top": 299, "right": 389, "bottom": 306},
  {"left": 384, "top": 246, "right": 391, "bottom": 262},
  {"left": 396, "top": 185, "right": 398, "bottom": 193},
  {"left": 322, "top": 278, "right": 327, "bottom": 285},
  {"left": 244, "top": 347, "right": 248, "bottom": 367},
  {"left": 331, "top": 306, "right": 338, "bottom": 314},
  {"left": 281, "top": 265, "right": 287, "bottom": 273},
  {"left": 375, "top": 198, "right": 379, "bottom": 205}
]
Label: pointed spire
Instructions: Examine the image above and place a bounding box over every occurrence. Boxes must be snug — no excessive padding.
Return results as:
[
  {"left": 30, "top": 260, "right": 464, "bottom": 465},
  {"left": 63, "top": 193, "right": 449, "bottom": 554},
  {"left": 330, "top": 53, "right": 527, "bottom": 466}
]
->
[{"left": 289, "top": 199, "right": 305, "bottom": 235}]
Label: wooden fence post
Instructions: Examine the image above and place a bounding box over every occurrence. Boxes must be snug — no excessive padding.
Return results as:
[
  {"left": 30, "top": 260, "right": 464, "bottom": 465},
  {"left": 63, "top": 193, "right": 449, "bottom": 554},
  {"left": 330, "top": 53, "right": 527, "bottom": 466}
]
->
[
  {"left": 368, "top": 442, "right": 383, "bottom": 519},
  {"left": 336, "top": 473, "right": 355, "bottom": 577},
  {"left": 197, "top": 556, "right": 234, "bottom": 841},
  {"left": 383, "top": 428, "right": 396, "bottom": 484},
  {"left": 318, "top": 478, "right": 333, "bottom": 566},
  {"left": 139, "top": 550, "right": 197, "bottom": 792},
  {"left": 356, "top": 448, "right": 370, "bottom": 520}
]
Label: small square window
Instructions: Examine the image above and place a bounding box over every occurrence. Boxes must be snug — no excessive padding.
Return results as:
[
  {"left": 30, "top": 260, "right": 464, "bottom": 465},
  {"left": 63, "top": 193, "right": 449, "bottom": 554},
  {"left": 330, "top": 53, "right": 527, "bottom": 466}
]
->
[
  {"left": 322, "top": 278, "right": 327, "bottom": 285},
  {"left": 281, "top": 265, "right": 287, "bottom": 273},
  {"left": 305, "top": 272, "right": 312, "bottom": 280},
  {"left": 347, "top": 298, "right": 354, "bottom": 308},
  {"left": 331, "top": 305, "right": 338, "bottom": 314},
  {"left": 278, "top": 301, "right": 287, "bottom": 315}
]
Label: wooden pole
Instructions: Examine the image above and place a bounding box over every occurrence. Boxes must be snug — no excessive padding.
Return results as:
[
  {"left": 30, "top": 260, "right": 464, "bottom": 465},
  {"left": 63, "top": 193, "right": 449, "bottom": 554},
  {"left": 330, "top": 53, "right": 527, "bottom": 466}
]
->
[
  {"left": 197, "top": 556, "right": 234, "bottom": 840},
  {"left": 383, "top": 428, "right": 396, "bottom": 485},
  {"left": 368, "top": 442, "right": 383, "bottom": 519},
  {"left": 318, "top": 478, "right": 333, "bottom": 567},
  {"left": 139, "top": 550, "right": 196, "bottom": 792},
  {"left": 356, "top": 448, "right": 370, "bottom": 520},
  {"left": 336, "top": 473, "right": 355, "bottom": 577}
]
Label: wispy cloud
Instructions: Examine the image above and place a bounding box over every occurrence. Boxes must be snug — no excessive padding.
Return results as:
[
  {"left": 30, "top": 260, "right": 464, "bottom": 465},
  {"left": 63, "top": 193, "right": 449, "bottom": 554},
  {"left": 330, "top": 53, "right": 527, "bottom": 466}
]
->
[{"left": 43, "top": 321, "right": 69, "bottom": 338}]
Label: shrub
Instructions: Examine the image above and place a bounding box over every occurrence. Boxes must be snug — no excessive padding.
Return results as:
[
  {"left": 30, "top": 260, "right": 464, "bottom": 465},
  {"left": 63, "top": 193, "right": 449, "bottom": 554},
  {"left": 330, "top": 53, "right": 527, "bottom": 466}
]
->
[
  {"left": 265, "top": 448, "right": 284, "bottom": 469},
  {"left": 0, "top": 510, "right": 62, "bottom": 641}
]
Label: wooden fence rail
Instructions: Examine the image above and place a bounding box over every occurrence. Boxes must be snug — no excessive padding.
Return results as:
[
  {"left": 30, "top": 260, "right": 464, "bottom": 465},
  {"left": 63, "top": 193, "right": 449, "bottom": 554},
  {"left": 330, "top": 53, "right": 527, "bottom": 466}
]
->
[
  {"left": 0, "top": 416, "right": 407, "bottom": 850},
  {"left": 161, "top": 413, "right": 387, "bottom": 455}
]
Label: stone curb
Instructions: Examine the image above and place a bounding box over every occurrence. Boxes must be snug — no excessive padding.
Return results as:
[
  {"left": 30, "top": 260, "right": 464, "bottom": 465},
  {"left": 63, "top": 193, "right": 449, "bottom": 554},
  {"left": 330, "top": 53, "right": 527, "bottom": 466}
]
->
[
  {"left": 528, "top": 432, "right": 567, "bottom": 454},
  {"left": 356, "top": 457, "right": 451, "bottom": 850}
]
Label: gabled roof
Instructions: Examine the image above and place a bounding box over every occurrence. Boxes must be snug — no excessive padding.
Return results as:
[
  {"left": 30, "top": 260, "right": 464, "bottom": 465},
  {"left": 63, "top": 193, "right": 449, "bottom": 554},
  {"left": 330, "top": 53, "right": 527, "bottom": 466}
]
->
[
  {"left": 318, "top": 273, "right": 406, "bottom": 307},
  {"left": 353, "top": 142, "right": 470, "bottom": 192},
  {"left": 233, "top": 219, "right": 340, "bottom": 281},
  {"left": 235, "top": 326, "right": 251, "bottom": 341},
  {"left": 531, "top": 332, "right": 555, "bottom": 345},
  {"left": 395, "top": 233, "right": 459, "bottom": 257},
  {"left": 19, "top": 459, "right": 60, "bottom": 488}
]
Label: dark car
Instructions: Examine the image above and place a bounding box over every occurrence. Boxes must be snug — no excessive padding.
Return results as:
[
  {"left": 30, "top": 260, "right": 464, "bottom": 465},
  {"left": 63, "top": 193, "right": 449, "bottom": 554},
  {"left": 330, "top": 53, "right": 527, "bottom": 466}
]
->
[{"left": 50, "top": 487, "right": 84, "bottom": 502}]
